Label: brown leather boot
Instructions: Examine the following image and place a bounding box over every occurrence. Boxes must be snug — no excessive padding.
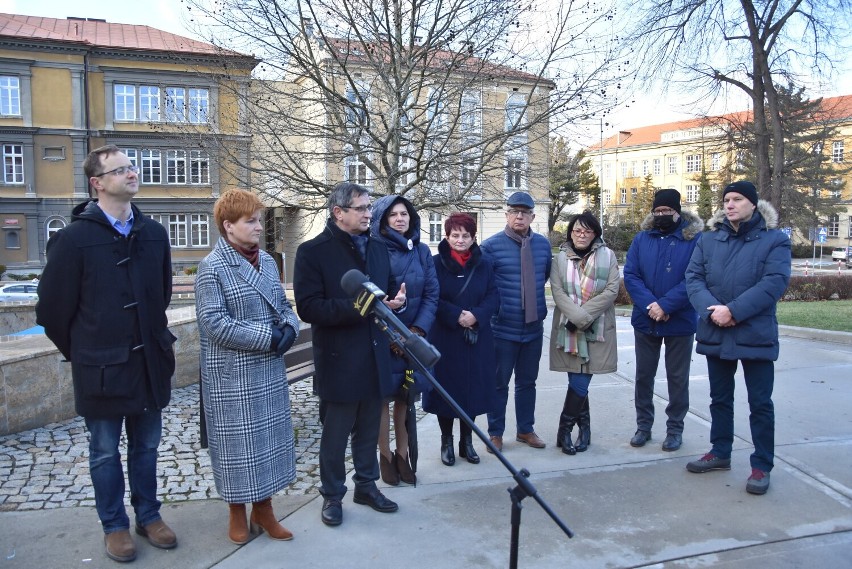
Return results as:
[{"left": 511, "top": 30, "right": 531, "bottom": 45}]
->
[
  {"left": 228, "top": 503, "right": 250, "bottom": 545},
  {"left": 394, "top": 450, "right": 417, "bottom": 485},
  {"left": 380, "top": 452, "right": 400, "bottom": 485},
  {"left": 250, "top": 498, "right": 293, "bottom": 541},
  {"left": 104, "top": 529, "right": 136, "bottom": 562}
]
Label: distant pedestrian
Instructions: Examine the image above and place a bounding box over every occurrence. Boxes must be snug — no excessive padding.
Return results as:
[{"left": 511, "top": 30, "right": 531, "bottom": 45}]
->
[
  {"left": 685, "top": 181, "right": 791, "bottom": 495},
  {"left": 549, "top": 211, "right": 619, "bottom": 454},
  {"left": 624, "top": 189, "right": 703, "bottom": 452},
  {"left": 481, "top": 191, "right": 552, "bottom": 452},
  {"left": 37, "top": 145, "right": 177, "bottom": 562},
  {"left": 196, "top": 189, "right": 300, "bottom": 544}
]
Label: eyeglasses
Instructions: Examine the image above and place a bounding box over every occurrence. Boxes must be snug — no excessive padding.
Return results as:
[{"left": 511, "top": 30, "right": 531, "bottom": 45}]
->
[
  {"left": 95, "top": 165, "right": 139, "bottom": 177},
  {"left": 340, "top": 204, "right": 372, "bottom": 213},
  {"left": 652, "top": 208, "right": 676, "bottom": 216},
  {"left": 507, "top": 209, "right": 532, "bottom": 217},
  {"left": 572, "top": 228, "right": 594, "bottom": 236}
]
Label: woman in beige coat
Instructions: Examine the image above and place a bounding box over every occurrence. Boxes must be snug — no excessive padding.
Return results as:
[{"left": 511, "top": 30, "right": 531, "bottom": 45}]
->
[{"left": 549, "top": 211, "right": 620, "bottom": 455}]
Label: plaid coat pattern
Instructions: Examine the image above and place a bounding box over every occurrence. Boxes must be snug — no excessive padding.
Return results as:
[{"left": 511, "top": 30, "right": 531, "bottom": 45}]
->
[{"left": 196, "top": 237, "right": 300, "bottom": 503}]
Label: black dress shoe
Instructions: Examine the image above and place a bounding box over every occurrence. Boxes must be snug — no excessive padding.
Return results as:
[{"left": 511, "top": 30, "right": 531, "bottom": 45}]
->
[
  {"left": 630, "top": 430, "right": 651, "bottom": 447},
  {"left": 321, "top": 498, "right": 342, "bottom": 526},
  {"left": 662, "top": 433, "right": 682, "bottom": 452},
  {"left": 353, "top": 488, "right": 398, "bottom": 513}
]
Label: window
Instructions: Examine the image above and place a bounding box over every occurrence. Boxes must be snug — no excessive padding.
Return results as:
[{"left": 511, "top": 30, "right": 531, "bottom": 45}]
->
[
  {"left": 141, "top": 149, "right": 162, "bottom": 184},
  {"left": 124, "top": 148, "right": 138, "bottom": 167},
  {"left": 167, "top": 150, "right": 187, "bottom": 184},
  {"left": 620, "top": 188, "right": 626, "bottom": 204},
  {"left": 506, "top": 158, "right": 524, "bottom": 189},
  {"left": 631, "top": 187, "right": 637, "bottom": 201},
  {"left": 848, "top": 217, "right": 852, "bottom": 238},
  {"left": 833, "top": 141, "right": 844, "bottom": 163},
  {"left": 604, "top": 163, "right": 612, "bottom": 179},
  {"left": 621, "top": 162, "right": 627, "bottom": 178},
  {"left": 46, "top": 218, "right": 65, "bottom": 241},
  {"left": 427, "top": 88, "right": 448, "bottom": 133},
  {"left": 3, "top": 144, "right": 24, "bottom": 184},
  {"left": 735, "top": 150, "right": 745, "bottom": 172},
  {"left": 346, "top": 153, "right": 368, "bottom": 185},
  {"left": 114, "top": 84, "right": 136, "bottom": 121},
  {"left": 685, "top": 184, "right": 698, "bottom": 203},
  {"left": 642, "top": 160, "right": 649, "bottom": 176},
  {"left": 188, "top": 89, "right": 209, "bottom": 124},
  {"left": 151, "top": 213, "right": 209, "bottom": 247},
  {"left": 460, "top": 157, "right": 477, "bottom": 188},
  {"left": 189, "top": 151, "right": 210, "bottom": 184},
  {"left": 686, "top": 154, "right": 702, "bottom": 173},
  {"left": 630, "top": 161, "right": 637, "bottom": 177},
  {"left": 165, "top": 87, "right": 186, "bottom": 122},
  {"left": 139, "top": 86, "right": 160, "bottom": 121},
  {"left": 653, "top": 158, "right": 661, "bottom": 176},
  {"left": 460, "top": 91, "right": 481, "bottom": 142},
  {"left": 828, "top": 214, "right": 839, "bottom": 237},
  {"left": 667, "top": 156, "right": 677, "bottom": 174},
  {"left": 711, "top": 153, "right": 721, "bottom": 171},
  {"left": 0, "top": 76, "right": 21, "bottom": 116},
  {"left": 505, "top": 91, "right": 526, "bottom": 131},
  {"left": 429, "top": 213, "right": 443, "bottom": 243}
]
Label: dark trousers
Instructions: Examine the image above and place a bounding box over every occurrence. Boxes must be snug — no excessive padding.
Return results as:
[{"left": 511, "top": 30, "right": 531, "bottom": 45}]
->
[
  {"left": 633, "top": 330, "right": 693, "bottom": 435},
  {"left": 488, "top": 335, "right": 543, "bottom": 436},
  {"left": 706, "top": 356, "right": 775, "bottom": 472},
  {"left": 318, "top": 398, "right": 382, "bottom": 500}
]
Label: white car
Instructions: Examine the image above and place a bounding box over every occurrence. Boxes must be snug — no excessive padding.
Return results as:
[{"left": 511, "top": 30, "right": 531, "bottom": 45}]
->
[
  {"left": 831, "top": 247, "right": 851, "bottom": 265},
  {"left": 0, "top": 282, "right": 39, "bottom": 302}
]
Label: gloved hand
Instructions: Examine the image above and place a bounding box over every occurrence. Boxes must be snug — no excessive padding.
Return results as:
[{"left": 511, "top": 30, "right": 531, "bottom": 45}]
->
[
  {"left": 564, "top": 320, "right": 578, "bottom": 333},
  {"left": 409, "top": 326, "right": 426, "bottom": 336},
  {"left": 390, "top": 342, "right": 406, "bottom": 358},
  {"left": 270, "top": 323, "right": 297, "bottom": 357}
]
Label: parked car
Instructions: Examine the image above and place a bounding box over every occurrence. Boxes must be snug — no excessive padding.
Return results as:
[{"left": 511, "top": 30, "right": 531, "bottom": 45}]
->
[
  {"left": 0, "top": 282, "right": 39, "bottom": 302},
  {"left": 831, "top": 247, "right": 847, "bottom": 262}
]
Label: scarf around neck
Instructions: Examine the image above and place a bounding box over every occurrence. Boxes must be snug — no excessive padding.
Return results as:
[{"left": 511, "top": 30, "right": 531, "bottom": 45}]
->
[
  {"left": 227, "top": 238, "right": 260, "bottom": 269},
  {"left": 504, "top": 226, "right": 538, "bottom": 324},
  {"left": 557, "top": 245, "right": 613, "bottom": 362},
  {"left": 450, "top": 248, "right": 472, "bottom": 267}
]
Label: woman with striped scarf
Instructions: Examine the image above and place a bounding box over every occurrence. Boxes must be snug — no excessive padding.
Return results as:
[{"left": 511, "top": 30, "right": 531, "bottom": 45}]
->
[{"left": 549, "top": 211, "right": 620, "bottom": 455}]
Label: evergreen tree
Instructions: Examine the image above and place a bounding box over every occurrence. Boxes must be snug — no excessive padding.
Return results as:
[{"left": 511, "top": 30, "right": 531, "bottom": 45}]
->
[
  {"left": 548, "top": 138, "right": 582, "bottom": 234},
  {"left": 696, "top": 169, "right": 715, "bottom": 223}
]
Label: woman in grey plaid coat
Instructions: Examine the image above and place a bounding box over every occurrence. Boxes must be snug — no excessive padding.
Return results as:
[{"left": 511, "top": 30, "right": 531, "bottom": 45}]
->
[{"left": 196, "top": 190, "right": 300, "bottom": 544}]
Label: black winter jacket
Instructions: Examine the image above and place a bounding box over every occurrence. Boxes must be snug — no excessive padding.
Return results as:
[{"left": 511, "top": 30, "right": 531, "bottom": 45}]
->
[{"left": 36, "top": 200, "right": 176, "bottom": 418}]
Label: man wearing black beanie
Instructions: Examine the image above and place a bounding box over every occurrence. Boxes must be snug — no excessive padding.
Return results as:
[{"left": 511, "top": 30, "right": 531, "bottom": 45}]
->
[
  {"left": 685, "top": 180, "right": 791, "bottom": 496},
  {"left": 624, "top": 189, "right": 703, "bottom": 452}
]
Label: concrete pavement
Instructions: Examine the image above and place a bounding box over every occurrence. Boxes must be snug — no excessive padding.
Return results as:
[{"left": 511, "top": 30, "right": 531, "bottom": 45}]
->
[{"left": 1, "top": 314, "right": 851, "bottom": 568}]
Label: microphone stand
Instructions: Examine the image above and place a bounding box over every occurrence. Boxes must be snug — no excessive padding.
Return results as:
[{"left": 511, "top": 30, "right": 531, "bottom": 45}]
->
[{"left": 370, "top": 314, "right": 574, "bottom": 569}]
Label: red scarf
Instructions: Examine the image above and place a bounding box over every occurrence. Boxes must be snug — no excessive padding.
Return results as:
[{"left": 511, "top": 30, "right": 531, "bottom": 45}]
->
[
  {"left": 227, "top": 238, "right": 260, "bottom": 269},
  {"left": 450, "top": 248, "right": 472, "bottom": 267}
]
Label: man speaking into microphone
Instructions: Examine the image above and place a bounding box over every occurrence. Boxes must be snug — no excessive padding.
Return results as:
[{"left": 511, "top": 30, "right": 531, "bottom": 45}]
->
[{"left": 294, "top": 182, "right": 405, "bottom": 527}]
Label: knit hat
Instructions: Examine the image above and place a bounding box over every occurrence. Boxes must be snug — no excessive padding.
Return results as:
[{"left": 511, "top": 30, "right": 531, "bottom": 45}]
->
[
  {"left": 723, "top": 181, "right": 759, "bottom": 206},
  {"left": 652, "top": 189, "right": 681, "bottom": 213}
]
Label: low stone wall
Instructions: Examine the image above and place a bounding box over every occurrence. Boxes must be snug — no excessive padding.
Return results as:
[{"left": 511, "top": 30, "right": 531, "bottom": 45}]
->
[
  {"left": 0, "top": 306, "right": 200, "bottom": 436},
  {"left": 0, "top": 300, "right": 38, "bottom": 336}
]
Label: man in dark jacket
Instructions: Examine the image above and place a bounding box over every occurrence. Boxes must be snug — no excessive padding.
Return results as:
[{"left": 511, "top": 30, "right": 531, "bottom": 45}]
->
[
  {"left": 685, "top": 181, "right": 791, "bottom": 496},
  {"left": 624, "top": 189, "right": 702, "bottom": 452},
  {"left": 36, "top": 145, "right": 177, "bottom": 562},
  {"left": 294, "top": 182, "right": 404, "bottom": 527},
  {"left": 481, "top": 191, "right": 552, "bottom": 451}
]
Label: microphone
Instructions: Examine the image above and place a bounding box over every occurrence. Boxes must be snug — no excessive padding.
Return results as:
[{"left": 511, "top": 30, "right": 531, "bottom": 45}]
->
[{"left": 341, "top": 269, "right": 441, "bottom": 368}]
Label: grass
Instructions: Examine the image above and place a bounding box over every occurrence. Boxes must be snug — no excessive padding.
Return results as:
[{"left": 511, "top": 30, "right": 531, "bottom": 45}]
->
[{"left": 776, "top": 300, "right": 852, "bottom": 333}]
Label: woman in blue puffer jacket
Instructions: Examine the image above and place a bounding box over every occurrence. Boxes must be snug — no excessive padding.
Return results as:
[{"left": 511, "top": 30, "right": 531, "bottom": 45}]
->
[
  {"left": 370, "top": 195, "right": 439, "bottom": 486},
  {"left": 685, "top": 181, "right": 791, "bottom": 496}
]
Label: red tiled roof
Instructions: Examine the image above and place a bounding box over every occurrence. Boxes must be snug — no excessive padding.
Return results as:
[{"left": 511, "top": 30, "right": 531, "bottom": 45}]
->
[
  {"left": 0, "top": 13, "right": 244, "bottom": 57},
  {"left": 589, "top": 94, "right": 852, "bottom": 151}
]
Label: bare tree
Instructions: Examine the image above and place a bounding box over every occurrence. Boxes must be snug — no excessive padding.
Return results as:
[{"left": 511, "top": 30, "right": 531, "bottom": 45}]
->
[
  {"left": 632, "top": 0, "right": 851, "bottom": 215},
  {"left": 183, "top": 0, "right": 627, "bottom": 217}
]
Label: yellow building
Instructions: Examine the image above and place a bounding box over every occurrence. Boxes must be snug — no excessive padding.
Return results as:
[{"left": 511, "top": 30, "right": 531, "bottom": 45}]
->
[
  {"left": 0, "top": 13, "right": 257, "bottom": 275},
  {"left": 585, "top": 96, "right": 852, "bottom": 248},
  {"left": 256, "top": 33, "right": 554, "bottom": 281}
]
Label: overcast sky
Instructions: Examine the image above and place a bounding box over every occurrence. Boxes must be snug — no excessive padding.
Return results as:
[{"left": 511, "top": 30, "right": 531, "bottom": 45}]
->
[{"left": 3, "top": 0, "right": 849, "bottom": 140}]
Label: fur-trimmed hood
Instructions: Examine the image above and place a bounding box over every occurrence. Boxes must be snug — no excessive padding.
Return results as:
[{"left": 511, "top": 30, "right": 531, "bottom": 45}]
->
[
  {"left": 639, "top": 209, "right": 704, "bottom": 240},
  {"left": 706, "top": 200, "right": 779, "bottom": 231}
]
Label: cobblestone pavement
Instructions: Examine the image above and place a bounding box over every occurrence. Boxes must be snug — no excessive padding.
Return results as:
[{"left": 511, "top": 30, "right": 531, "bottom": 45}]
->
[{"left": 0, "top": 381, "right": 336, "bottom": 512}]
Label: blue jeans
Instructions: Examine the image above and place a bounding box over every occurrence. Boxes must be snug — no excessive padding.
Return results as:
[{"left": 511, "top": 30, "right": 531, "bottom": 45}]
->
[
  {"left": 85, "top": 410, "right": 163, "bottom": 534},
  {"left": 633, "top": 331, "right": 693, "bottom": 435},
  {"left": 488, "top": 335, "right": 543, "bottom": 436},
  {"left": 567, "top": 373, "right": 593, "bottom": 398},
  {"left": 706, "top": 356, "right": 775, "bottom": 472}
]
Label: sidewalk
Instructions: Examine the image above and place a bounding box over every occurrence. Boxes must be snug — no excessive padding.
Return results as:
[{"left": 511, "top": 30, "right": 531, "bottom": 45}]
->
[{"left": 2, "top": 315, "right": 851, "bottom": 568}]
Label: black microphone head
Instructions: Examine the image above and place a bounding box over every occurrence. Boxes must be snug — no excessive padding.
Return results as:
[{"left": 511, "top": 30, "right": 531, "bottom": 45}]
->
[{"left": 341, "top": 268, "right": 368, "bottom": 296}]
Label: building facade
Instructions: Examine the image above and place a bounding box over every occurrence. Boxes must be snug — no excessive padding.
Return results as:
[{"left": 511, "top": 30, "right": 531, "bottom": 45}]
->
[
  {"left": 584, "top": 96, "right": 852, "bottom": 248},
  {"left": 0, "top": 13, "right": 257, "bottom": 276}
]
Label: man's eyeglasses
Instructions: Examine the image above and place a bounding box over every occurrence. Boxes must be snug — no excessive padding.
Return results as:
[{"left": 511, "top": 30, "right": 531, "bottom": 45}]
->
[
  {"left": 95, "top": 165, "right": 139, "bottom": 177},
  {"left": 572, "top": 228, "right": 594, "bottom": 236},
  {"left": 340, "top": 204, "right": 373, "bottom": 214},
  {"left": 652, "top": 208, "right": 676, "bottom": 216},
  {"left": 507, "top": 209, "right": 532, "bottom": 217}
]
